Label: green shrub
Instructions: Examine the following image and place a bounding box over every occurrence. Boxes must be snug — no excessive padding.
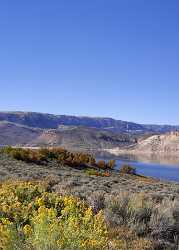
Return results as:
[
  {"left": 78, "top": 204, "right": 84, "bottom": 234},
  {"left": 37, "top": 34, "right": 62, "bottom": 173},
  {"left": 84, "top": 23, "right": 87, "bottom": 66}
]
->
[
  {"left": 85, "top": 168, "right": 98, "bottom": 176},
  {"left": 0, "top": 180, "right": 108, "bottom": 250}
]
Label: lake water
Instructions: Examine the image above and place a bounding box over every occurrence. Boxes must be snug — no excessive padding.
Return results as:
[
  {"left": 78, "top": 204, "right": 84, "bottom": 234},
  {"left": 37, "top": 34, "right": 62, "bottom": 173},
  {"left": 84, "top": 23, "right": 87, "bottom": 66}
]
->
[{"left": 97, "top": 153, "right": 179, "bottom": 182}]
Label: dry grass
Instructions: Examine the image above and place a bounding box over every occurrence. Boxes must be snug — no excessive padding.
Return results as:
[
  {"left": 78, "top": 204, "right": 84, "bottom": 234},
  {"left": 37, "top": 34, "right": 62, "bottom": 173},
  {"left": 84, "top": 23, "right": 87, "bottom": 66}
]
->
[
  {"left": 108, "top": 227, "right": 153, "bottom": 250},
  {"left": 104, "top": 192, "right": 179, "bottom": 249}
]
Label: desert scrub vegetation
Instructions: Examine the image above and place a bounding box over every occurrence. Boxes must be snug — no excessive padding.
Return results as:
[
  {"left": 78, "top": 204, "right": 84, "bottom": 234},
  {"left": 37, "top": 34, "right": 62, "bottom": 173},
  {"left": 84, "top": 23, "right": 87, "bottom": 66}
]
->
[
  {"left": 0, "top": 180, "right": 153, "bottom": 250},
  {"left": 1, "top": 146, "right": 115, "bottom": 170},
  {"left": 1, "top": 149, "right": 179, "bottom": 249},
  {"left": 0, "top": 180, "right": 108, "bottom": 250},
  {"left": 2, "top": 180, "right": 179, "bottom": 249},
  {"left": 104, "top": 192, "right": 179, "bottom": 249}
]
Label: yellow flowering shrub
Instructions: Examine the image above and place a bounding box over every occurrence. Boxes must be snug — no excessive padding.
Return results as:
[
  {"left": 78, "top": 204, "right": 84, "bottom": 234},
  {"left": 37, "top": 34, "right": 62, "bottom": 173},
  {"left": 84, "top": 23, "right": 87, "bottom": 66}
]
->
[{"left": 0, "top": 180, "right": 108, "bottom": 250}]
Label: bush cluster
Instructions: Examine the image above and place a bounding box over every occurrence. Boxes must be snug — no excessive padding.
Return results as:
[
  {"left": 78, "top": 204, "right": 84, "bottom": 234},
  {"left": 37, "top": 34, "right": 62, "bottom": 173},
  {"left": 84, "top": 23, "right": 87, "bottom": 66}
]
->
[
  {"left": 1, "top": 147, "right": 116, "bottom": 170},
  {"left": 0, "top": 180, "right": 108, "bottom": 250},
  {"left": 119, "top": 164, "right": 136, "bottom": 175},
  {"left": 0, "top": 180, "right": 153, "bottom": 250},
  {"left": 1, "top": 147, "right": 96, "bottom": 167},
  {"left": 105, "top": 192, "right": 179, "bottom": 249},
  {"left": 97, "top": 159, "right": 116, "bottom": 169}
]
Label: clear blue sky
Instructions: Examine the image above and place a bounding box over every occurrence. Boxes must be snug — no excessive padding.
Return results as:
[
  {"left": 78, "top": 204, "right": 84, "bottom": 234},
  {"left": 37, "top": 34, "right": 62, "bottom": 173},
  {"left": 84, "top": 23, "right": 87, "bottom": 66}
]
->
[{"left": 0, "top": 0, "right": 178, "bottom": 124}]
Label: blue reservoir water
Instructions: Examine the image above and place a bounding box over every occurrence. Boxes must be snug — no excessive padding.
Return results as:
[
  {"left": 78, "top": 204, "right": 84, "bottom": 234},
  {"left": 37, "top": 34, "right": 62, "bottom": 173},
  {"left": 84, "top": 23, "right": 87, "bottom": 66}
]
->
[
  {"left": 114, "top": 158, "right": 179, "bottom": 182},
  {"left": 97, "top": 154, "right": 179, "bottom": 182}
]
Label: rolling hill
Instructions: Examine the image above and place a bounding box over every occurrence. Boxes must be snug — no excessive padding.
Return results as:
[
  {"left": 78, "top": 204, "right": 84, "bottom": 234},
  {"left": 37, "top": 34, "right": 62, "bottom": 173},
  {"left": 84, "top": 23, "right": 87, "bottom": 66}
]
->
[
  {"left": 31, "top": 126, "right": 134, "bottom": 150},
  {"left": 0, "top": 121, "right": 135, "bottom": 151},
  {"left": 0, "top": 121, "right": 41, "bottom": 146}
]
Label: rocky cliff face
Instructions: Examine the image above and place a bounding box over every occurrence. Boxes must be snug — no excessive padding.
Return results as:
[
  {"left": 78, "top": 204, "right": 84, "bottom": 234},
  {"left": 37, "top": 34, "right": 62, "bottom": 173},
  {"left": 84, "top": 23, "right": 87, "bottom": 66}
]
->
[
  {"left": 135, "top": 132, "right": 179, "bottom": 155},
  {"left": 107, "top": 132, "right": 179, "bottom": 156}
]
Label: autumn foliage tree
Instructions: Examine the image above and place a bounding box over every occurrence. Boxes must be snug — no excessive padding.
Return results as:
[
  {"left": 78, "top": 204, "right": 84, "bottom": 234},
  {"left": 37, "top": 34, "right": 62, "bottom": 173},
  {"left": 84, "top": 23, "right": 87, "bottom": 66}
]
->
[
  {"left": 1, "top": 147, "right": 96, "bottom": 168},
  {"left": 107, "top": 159, "right": 116, "bottom": 169},
  {"left": 97, "top": 160, "right": 106, "bottom": 169}
]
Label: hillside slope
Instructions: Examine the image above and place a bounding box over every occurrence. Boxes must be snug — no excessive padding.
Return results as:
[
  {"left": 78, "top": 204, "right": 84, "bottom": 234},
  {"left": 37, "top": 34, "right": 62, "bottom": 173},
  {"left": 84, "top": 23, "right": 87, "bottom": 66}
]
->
[
  {"left": 0, "top": 122, "right": 134, "bottom": 150},
  {"left": 0, "top": 121, "right": 41, "bottom": 146},
  {"left": 0, "top": 111, "right": 179, "bottom": 133},
  {"left": 31, "top": 126, "right": 134, "bottom": 150}
]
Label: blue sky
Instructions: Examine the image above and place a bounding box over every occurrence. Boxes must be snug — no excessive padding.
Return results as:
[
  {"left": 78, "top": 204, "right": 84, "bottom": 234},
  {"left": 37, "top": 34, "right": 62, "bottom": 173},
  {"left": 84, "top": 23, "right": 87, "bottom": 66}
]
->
[{"left": 0, "top": 0, "right": 178, "bottom": 124}]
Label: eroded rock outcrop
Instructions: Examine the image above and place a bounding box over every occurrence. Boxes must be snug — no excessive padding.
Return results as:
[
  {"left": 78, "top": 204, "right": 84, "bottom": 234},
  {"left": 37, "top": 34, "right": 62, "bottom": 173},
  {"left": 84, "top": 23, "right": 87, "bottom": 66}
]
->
[{"left": 107, "top": 131, "right": 179, "bottom": 156}]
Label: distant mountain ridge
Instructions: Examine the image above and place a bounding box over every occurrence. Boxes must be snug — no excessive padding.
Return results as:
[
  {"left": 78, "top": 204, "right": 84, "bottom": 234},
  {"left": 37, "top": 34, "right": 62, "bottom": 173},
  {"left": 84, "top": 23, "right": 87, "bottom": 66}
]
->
[{"left": 0, "top": 111, "right": 178, "bottom": 134}]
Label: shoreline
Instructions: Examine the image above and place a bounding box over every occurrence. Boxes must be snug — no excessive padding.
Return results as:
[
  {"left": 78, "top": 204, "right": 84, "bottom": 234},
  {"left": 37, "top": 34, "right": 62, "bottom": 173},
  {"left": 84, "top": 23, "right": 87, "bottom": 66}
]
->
[{"left": 1, "top": 153, "right": 179, "bottom": 200}]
